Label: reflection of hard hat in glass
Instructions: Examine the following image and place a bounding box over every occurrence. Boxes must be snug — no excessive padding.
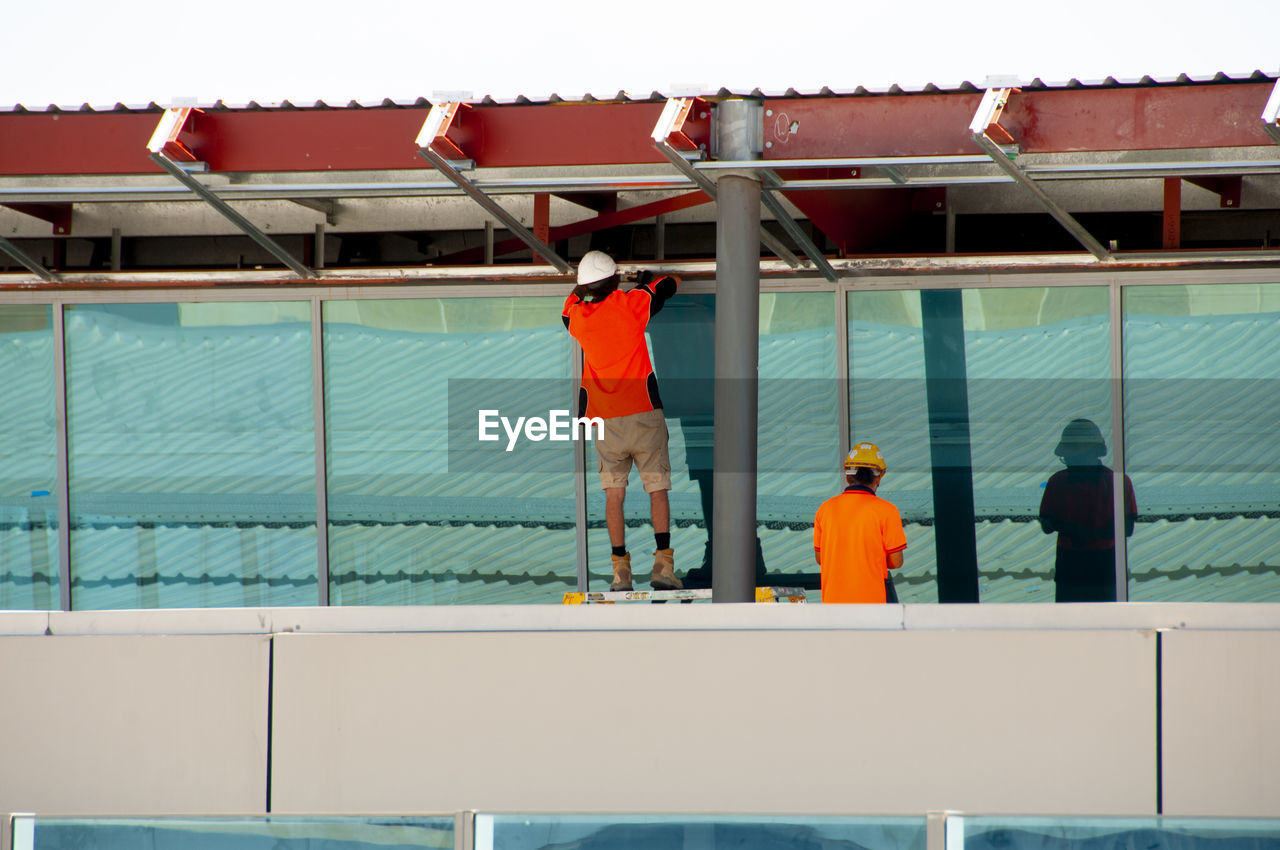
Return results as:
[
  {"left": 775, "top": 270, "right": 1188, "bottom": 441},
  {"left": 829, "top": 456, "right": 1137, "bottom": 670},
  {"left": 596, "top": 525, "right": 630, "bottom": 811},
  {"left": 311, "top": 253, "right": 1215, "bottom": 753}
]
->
[
  {"left": 577, "top": 250, "right": 617, "bottom": 284},
  {"left": 1055, "top": 418, "right": 1106, "bottom": 458},
  {"left": 843, "top": 441, "right": 887, "bottom": 474}
]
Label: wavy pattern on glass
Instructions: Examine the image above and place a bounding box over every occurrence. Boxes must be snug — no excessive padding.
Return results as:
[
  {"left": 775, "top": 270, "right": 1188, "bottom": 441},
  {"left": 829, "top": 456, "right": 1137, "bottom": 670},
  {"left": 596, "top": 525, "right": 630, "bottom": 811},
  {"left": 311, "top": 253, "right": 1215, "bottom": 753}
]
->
[{"left": 65, "top": 305, "right": 317, "bottom": 609}]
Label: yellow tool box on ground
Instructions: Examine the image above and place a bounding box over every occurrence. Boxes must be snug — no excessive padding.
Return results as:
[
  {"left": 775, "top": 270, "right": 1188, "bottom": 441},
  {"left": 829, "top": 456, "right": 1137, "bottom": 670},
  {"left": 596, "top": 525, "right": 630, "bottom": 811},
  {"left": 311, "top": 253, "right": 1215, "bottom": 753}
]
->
[{"left": 563, "top": 586, "right": 806, "bottom": 604}]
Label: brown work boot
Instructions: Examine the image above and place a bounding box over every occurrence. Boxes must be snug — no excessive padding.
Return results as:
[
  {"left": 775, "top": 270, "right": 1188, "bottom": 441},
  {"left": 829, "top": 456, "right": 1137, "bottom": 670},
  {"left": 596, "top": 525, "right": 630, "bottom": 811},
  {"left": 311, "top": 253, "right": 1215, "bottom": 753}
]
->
[
  {"left": 650, "top": 548, "right": 682, "bottom": 589},
  {"left": 610, "top": 553, "right": 633, "bottom": 591}
]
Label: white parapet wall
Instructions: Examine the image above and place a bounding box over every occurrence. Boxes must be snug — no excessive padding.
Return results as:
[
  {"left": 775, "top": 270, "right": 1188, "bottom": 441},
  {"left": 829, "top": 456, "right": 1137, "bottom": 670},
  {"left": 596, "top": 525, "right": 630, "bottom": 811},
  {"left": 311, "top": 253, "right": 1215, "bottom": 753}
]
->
[{"left": 1, "top": 604, "right": 1278, "bottom": 825}]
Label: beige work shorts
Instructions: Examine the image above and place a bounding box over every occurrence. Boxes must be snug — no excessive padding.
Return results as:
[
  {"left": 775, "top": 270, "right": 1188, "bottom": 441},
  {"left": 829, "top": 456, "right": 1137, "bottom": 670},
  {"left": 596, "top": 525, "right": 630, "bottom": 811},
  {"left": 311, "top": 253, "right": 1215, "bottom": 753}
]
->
[{"left": 596, "top": 408, "right": 672, "bottom": 493}]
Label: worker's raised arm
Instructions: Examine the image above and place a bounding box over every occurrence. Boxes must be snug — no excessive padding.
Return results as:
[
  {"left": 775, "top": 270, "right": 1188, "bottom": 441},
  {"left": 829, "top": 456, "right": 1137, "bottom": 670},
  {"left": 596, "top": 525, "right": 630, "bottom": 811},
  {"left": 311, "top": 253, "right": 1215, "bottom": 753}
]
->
[{"left": 632, "top": 270, "right": 680, "bottom": 319}]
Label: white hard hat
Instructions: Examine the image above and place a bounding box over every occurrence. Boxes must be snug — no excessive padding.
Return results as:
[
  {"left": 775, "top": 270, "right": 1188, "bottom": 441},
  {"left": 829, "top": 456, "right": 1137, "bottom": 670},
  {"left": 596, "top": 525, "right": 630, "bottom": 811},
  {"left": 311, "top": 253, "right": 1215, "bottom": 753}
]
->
[{"left": 577, "top": 250, "right": 617, "bottom": 285}]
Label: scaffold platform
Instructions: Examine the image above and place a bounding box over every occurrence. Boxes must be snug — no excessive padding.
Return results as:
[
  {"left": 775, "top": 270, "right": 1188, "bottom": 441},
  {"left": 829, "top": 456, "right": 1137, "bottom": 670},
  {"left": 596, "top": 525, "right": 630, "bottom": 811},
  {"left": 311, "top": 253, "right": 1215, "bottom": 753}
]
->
[{"left": 563, "top": 586, "right": 807, "bottom": 604}]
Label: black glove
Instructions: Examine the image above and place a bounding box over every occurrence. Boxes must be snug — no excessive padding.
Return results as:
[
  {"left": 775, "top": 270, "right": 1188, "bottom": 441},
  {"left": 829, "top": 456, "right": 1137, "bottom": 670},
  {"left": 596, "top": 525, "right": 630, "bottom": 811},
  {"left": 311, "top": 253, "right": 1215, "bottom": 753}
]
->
[{"left": 634, "top": 270, "right": 654, "bottom": 287}]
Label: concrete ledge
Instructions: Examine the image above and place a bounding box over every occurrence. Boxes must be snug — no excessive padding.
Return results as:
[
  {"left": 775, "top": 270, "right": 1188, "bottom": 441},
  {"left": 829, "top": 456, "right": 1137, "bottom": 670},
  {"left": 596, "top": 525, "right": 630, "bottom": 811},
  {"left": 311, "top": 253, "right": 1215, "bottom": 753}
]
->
[{"left": 0, "top": 602, "right": 1277, "bottom": 637}]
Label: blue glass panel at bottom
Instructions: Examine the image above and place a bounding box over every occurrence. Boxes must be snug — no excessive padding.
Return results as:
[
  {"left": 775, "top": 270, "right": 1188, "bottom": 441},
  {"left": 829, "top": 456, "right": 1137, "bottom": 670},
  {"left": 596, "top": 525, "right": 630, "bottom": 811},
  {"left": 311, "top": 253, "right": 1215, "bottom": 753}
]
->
[
  {"left": 17, "top": 816, "right": 454, "bottom": 850},
  {"left": 480, "top": 814, "right": 926, "bottom": 850},
  {"left": 955, "top": 816, "right": 1280, "bottom": 850}
]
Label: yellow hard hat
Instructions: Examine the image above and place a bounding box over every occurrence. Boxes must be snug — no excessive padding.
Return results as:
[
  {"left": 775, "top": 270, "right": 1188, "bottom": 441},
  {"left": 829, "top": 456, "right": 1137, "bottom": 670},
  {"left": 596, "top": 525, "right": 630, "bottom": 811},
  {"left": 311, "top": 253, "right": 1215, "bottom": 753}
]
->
[{"left": 843, "top": 442, "right": 886, "bottom": 474}]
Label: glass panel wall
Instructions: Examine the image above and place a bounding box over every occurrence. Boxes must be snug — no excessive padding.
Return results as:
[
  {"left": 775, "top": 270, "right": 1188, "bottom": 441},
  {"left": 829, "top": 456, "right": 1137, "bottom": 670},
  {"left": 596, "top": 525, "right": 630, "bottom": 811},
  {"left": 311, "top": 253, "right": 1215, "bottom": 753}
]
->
[
  {"left": 478, "top": 814, "right": 926, "bottom": 850},
  {"left": 323, "top": 297, "right": 576, "bottom": 604},
  {"left": 848, "top": 286, "right": 1112, "bottom": 603},
  {"left": 583, "top": 291, "right": 837, "bottom": 593},
  {"left": 65, "top": 302, "right": 318, "bottom": 608},
  {"left": 758, "top": 292, "right": 840, "bottom": 588},
  {"left": 1, "top": 271, "right": 1275, "bottom": 609},
  {"left": 0, "top": 305, "right": 58, "bottom": 609},
  {"left": 14, "top": 815, "right": 454, "bottom": 850},
  {"left": 1123, "top": 283, "right": 1280, "bottom": 601},
  {"left": 586, "top": 293, "right": 716, "bottom": 589},
  {"left": 952, "top": 815, "right": 1280, "bottom": 850}
]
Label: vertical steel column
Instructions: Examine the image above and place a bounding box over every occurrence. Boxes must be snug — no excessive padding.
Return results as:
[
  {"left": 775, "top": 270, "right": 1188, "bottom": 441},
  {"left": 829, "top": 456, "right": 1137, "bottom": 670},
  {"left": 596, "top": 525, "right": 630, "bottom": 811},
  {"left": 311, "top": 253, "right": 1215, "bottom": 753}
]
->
[
  {"left": 311, "top": 297, "right": 331, "bottom": 605},
  {"left": 711, "top": 99, "right": 762, "bottom": 603},
  {"left": 1110, "top": 280, "right": 1130, "bottom": 601},
  {"left": 52, "top": 302, "right": 72, "bottom": 610},
  {"left": 836, "top": 284, "right": 851, "bottom": 464},
  {"left": 572, "top": 341, "right": 589, "bottom": 591}
]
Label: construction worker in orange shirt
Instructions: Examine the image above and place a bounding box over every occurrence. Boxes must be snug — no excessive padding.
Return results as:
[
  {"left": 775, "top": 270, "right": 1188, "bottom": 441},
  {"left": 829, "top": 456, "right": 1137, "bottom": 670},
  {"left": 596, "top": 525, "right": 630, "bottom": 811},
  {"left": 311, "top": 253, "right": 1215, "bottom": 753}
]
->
[
  {"left": 814, "top": 442, "right": 907, "bottom": 603},
  {"left": 562, "top": 250, "right": 683, "bottom": 592}
]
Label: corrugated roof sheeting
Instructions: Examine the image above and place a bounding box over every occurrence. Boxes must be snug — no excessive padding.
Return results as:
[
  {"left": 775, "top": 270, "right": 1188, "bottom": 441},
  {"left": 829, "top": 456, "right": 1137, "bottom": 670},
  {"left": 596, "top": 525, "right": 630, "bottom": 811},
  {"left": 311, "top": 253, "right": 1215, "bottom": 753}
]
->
[{"left": 2, "top": 71, "right": 1275, "bottom": 113}]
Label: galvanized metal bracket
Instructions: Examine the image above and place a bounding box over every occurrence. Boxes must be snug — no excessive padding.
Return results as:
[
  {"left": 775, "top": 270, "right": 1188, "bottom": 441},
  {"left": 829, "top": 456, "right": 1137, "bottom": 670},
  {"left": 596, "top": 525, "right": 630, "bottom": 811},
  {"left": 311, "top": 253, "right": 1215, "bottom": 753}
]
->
[
  {"left": 0, "top": 233, "right": 59, "bottom": 281},
  {"left": 416, "top": 103, "right": 570, "bottom": 274},
  {"left": 147, "top": 107, "right": 315, "bottom": 278},
  {"left": 651, "top": 98, "right": 803, "bottom": 269},
  {"left": 970, "top": 88, "right": 1111, "bottom": 261},
  {"left": 1261, "top": 78, "right": 1280, "bottom": 146}
]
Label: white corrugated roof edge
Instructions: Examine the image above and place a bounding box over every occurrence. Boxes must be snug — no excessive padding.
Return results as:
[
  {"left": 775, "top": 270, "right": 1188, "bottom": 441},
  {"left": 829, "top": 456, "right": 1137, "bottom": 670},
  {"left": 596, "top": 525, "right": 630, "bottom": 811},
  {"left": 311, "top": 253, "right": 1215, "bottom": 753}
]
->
[{"left": 2, "top": 70, "right": 1277, "bottom": 114}]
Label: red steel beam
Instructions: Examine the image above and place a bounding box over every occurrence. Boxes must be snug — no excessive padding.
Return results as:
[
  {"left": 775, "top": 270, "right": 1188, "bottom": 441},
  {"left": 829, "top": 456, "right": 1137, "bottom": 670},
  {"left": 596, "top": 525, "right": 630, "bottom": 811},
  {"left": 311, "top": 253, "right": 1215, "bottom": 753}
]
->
[
  {"left": 0, "top": 85, "right": 1271, "bottom": 178},
  {"left": 763, "top": 83, "right": 1277, "bottom": 158},
  {"left": 435, "top": 190, "right": 711, "bottom": 265},
  {"left": 0, "top": 103, "right": 698, "bottom": 176}
]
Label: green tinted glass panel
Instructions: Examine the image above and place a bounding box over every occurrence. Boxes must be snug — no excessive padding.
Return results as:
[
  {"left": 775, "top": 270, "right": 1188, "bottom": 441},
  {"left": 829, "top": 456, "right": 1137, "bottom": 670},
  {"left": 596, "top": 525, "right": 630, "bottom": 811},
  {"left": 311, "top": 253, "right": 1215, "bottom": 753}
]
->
[
  {"left": 586, "top": 293, "right": 714, "bottom": 590},
  {"left": 954, "top": 815, "right": 1280, "bottom": 850},
  {"left": 17, "top": 815, "right": 453, "bottom": 850},
  {"left": 0, "top": 305, "right": 58, "bottom": 609},
  {"left": 481, "top": 814, "right": 927, "bottom": 850},
  {"left": 323, "top": 297, "right": 576, "bottom": 604},
  {"left": 65, "top": 302, "right": 317, "bottom": 609},
  {"left": 848, "top": 287, "right": 1112, "bottom": 603},
  {"left": 758, "top": 292, "right": 839, "bottom": 589},
  {"left": 1123, "top": 283, "right": 1280, "bottom": 601}
]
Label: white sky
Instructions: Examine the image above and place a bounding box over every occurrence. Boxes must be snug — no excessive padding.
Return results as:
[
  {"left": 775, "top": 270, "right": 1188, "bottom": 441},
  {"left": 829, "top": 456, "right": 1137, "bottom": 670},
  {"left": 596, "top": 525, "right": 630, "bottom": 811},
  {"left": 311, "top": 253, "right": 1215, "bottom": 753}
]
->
[{"left": 2, "top": 0, "right": 1278, "bottom": 108}]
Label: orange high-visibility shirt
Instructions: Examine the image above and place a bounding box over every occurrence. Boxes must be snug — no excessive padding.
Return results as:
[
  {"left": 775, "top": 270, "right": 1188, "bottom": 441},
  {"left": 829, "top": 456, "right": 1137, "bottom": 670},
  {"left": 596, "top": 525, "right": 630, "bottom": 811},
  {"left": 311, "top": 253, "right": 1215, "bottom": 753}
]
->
[
  {"left": 814, "top": 487, "right": 907, "bottom": 603},
  {"left": 563, "top": 276, "right": 678, "bottom": 419}
]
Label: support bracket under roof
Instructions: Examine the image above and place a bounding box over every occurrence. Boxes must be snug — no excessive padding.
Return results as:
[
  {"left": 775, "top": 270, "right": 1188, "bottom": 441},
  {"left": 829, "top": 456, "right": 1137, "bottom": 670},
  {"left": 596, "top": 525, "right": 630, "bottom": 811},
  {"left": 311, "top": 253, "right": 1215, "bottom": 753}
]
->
[
  {"left": 651, "top": 98, "right": 804, "bottom": 270},
  {"left": 146, "top": 108, "right": 314, "bottom": 278},
  {"left": 970, "top": 88, "right": 1110, "bottom": 261},
  {"left": 416, "top": 103, "right": 570, "bottom": 274},
  {"left": 1261, "top": 78, "right": 1280, "bottom": 146},
  {"left": 0, "top": 233, "right": 59, "bottom": 281}
]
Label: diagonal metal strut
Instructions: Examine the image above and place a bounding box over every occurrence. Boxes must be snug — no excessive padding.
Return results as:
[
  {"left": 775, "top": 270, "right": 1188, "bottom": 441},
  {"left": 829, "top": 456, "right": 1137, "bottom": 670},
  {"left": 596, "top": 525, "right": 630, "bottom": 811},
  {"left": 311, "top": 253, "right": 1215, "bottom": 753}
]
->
[
  {"left": 0, "top": 233, "right": 59, "bottom": 281},
  {"left": 970, "top": 88, "right": 1110, "bottom": 261},
  {"left": 415, "top": 146, "right": 571, "bottom": 274},
  {"left": 759, "top": 169, "right": 838, "bottom": 282},
  {"left": 416, "top": 104, "right": 570, "bottom": 274},
  {"left": 651, "top": 98, "right": 803, "bottom": 268},
  {"left": 149, "top": 152, "right": 315, "bottom": 278}
]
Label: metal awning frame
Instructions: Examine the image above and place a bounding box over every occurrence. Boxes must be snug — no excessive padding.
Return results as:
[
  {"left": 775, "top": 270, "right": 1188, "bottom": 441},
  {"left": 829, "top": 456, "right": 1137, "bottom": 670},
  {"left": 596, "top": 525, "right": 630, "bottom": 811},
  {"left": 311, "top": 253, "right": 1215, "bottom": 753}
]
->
[
  {"left": 6, "top": 152, "right": 1280, "bottom": 205},
  {"left": 969, "top": 88, "right": 1111, "bottom": 261},
  {"left": 651, "top": 97, "right": 842, "bottom": 275},
  {"left": 415, "top": 103, "right": 570, "bottom": 274},
  {"left": 146, "top": 107, "right": 314, "bottom": 278}
]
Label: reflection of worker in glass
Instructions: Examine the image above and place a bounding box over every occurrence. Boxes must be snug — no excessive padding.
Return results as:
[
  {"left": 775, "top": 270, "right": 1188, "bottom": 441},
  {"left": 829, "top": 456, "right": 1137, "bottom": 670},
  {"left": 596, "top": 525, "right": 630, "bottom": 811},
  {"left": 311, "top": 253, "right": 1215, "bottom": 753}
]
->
[
  {"left": 814, "top": 442, "right": 906, "bottom": 603},
  {"left": 1039, "top": 418, "right": 1137, "bottom": 602}
]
